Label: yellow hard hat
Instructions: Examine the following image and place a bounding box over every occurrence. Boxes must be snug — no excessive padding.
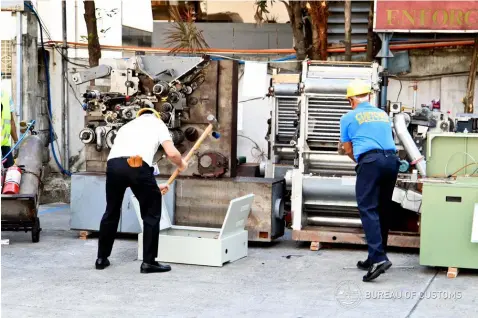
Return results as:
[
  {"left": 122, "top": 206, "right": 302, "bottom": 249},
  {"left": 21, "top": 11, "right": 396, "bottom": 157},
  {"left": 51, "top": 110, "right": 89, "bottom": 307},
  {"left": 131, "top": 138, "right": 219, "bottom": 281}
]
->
[
  {"left": 136, "top": 107, "right": 161, "bottom": 119},
  {"left": 346, "top": 79, "right": 372, "bottom": 98}
]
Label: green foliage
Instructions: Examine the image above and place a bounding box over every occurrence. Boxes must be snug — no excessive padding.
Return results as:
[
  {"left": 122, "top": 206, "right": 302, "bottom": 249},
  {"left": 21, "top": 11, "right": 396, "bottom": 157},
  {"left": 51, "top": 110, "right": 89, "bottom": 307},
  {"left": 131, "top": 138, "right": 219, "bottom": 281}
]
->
[
  {"left": 254, "top": 0, "right": 275, "bottom": 24},
  {"left": 164, "top": 6, "right": 209, "bottom": 55},
  {"left": 80, "top": 7, "right": 117, "bottom": 42}
]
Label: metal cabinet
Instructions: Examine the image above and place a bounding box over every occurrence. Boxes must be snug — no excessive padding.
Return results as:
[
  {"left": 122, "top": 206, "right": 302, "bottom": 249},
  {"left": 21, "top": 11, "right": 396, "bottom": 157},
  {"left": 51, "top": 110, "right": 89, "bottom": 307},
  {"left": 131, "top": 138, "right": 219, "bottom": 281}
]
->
[
  {"left": 419, "top": 178, "right": 478, "bottom": 270},
  {"left": 70, "top": 173, "right": 175, "bottom": 234}
]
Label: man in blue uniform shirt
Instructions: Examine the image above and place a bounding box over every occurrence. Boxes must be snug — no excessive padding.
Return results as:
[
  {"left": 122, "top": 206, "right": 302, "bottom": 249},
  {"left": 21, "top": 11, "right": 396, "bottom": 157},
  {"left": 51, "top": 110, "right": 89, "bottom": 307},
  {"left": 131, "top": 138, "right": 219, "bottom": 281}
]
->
[{"left": 339, "top": 79, "right": 400, "bottom": 282}]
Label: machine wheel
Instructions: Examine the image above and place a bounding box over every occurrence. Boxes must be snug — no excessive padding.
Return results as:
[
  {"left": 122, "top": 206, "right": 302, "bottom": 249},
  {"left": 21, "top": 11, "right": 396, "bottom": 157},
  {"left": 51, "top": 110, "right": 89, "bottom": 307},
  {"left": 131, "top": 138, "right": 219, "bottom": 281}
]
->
[{"left": 32, "top": 217, "right": 41, "bottom": 243}]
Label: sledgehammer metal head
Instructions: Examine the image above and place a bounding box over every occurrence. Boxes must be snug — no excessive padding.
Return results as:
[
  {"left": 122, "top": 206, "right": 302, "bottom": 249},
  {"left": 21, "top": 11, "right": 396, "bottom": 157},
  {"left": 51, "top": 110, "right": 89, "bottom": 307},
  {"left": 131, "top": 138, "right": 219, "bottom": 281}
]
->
[{"left": 207, "top": 114, "right": 220, "bottom": 139}]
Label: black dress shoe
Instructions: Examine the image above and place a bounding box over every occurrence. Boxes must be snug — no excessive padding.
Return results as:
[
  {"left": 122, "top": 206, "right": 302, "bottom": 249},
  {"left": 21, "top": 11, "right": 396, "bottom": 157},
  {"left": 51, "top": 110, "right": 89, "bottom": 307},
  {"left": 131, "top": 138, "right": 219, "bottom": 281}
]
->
[
  {"left": 140, "top": 261, "right": 171, "bottom": 274},
  {"left": 357, "top": 259, "right": 371, "bottom": 271},
  {"left": 363, "top": 260, "right": 392, "bottom": 282},
  {"left": 95, "top": 258, "right": 110, "bottom": 270}
]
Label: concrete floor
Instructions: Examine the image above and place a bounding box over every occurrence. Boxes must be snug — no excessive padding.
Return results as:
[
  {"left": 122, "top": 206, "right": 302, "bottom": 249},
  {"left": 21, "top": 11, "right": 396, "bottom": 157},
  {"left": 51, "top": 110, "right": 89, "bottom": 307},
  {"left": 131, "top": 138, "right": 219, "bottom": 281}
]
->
[{"left": 1, "top": 203, "right": 477, "bottom": 318}]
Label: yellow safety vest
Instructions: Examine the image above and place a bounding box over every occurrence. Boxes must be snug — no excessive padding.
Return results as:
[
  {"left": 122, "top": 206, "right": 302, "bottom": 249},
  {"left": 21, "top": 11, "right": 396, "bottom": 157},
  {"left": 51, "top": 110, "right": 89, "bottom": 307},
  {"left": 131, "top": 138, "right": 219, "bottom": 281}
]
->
[{"left": 1, "top": 90, "right": 12, "bottom": 147}]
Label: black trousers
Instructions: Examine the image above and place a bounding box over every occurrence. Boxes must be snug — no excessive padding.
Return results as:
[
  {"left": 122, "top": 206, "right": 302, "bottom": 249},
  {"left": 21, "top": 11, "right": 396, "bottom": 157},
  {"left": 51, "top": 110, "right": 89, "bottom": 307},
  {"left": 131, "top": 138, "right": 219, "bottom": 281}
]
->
[
  {"left": 355, "top": 150, "right": 400, "bottom": 263},
  {"left": 97, "top": 157, "right": 162, "bottom": 263},
  {"left": 1, "top": 146, "right": 14, "bottom": 168}
]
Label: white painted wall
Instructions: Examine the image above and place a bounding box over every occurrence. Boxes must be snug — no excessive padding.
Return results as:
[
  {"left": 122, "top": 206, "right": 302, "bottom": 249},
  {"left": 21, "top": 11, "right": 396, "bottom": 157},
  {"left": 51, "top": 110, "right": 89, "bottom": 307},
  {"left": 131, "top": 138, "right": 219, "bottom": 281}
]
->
[
  {"left": 202, "top": 0, "right": 289, "bottom": 23},
  {"left": 237, "top": 72, "right": 271, "bottom": 163},
  {"left": 0, "top": 0, "right": 152, "bottom": 173},
  {"left": 387, "top": 77, "right": 477, "bottom": 118}
]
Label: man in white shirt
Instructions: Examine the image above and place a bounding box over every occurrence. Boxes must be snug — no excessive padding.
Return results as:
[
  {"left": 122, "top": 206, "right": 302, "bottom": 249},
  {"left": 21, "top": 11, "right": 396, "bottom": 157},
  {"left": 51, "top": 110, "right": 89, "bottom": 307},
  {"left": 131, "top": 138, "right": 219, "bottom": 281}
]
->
[{"left": 96, "top": 107, "right": 187, "bottom": 274}]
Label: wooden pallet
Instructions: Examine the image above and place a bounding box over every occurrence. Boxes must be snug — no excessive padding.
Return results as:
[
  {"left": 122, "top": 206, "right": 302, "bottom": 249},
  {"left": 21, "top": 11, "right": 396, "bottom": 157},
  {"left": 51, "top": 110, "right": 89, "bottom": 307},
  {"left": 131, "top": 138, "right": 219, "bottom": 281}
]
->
[
  {"left": 447, "top": 267, "right": 459, "bottom": 278},
  {"left": 78, "top": 231, "right": 95, "bottom": 240},
  {"left": 292, "top": 226, "right": 420, "bottom": 251}
]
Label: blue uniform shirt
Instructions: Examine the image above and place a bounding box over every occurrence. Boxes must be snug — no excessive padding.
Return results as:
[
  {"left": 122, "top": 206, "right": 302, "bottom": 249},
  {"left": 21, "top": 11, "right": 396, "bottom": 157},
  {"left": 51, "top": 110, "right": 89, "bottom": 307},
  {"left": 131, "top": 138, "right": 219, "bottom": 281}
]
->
[{"left": 340, "top": 101, "right": 396, "bottom": 162}]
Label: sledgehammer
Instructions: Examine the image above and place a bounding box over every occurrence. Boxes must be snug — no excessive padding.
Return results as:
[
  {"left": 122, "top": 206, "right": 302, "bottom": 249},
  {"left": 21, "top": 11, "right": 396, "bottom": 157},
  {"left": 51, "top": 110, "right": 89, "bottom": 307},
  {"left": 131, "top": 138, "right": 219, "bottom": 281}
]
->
[{"left": 161, "top": 114, "right": 220, "bottom": 195}]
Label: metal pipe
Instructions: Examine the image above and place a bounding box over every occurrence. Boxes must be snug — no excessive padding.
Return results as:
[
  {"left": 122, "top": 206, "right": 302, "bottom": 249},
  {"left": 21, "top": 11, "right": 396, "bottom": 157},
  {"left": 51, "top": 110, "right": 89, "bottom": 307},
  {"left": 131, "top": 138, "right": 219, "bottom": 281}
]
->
[
  {"left": 43, "top": 39, "right": 478, "bottom": 55},
  {"left": 16, "top": 135, "right": 44, "bottom": 195},
  {"left": 62, "top": 1, "right": 69, "bottom": 170},
  {"left": 412, "top": 82, "right": 418, "bottom": 113},
  {"left": 393, "top": 113, "right": 427, "bottom": 177},
  {"left": 307, "top": 216, "right": 362, "bottom": 228},
  {"left": 74, "top": 0, "right": 78, "bottom": 58},
  {"left": 16, "top": 12, "right": 23, "bottom": 124},
  {"left": 380, "top": 33, "right": 391, "bottom": 110}
]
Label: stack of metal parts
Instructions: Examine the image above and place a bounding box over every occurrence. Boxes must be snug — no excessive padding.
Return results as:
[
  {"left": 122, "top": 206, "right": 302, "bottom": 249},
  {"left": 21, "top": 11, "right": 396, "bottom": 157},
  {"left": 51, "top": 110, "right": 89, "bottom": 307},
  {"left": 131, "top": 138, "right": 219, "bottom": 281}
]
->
[{"left": 73, "top": 56, "right": 210, "bottom": 152}]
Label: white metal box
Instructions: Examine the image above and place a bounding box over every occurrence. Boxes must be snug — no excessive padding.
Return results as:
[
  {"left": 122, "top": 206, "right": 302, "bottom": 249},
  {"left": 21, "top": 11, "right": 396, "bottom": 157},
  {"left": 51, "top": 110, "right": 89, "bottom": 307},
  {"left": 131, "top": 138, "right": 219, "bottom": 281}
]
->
[{"left": 136, "top": 194, "right": 254, "bottom": 267}]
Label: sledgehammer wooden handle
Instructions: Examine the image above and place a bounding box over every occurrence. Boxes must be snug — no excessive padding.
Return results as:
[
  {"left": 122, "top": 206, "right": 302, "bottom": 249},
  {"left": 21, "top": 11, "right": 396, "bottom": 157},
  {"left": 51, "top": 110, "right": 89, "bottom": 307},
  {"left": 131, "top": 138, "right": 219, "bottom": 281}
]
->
[{"left": 161, "top": 123, "right": 214, "bottom": 195}]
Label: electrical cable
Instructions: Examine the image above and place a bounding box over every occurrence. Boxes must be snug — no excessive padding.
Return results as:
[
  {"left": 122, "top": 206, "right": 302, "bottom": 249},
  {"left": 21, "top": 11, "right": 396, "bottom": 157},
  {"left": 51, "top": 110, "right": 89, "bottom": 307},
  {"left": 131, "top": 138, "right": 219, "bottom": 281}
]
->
[
  {"left": 471, "top": 166, "right": 478, "bottom": 176},
  {"left": 389, "top": 75, "right": 403, "bottom": 101},
  {"left": 24, "top": 2, "right": 71, "bottom": 176},
  {"left": 24, "top": 4, "right": 90, "bottom": 69},
  {"left": 238, "top": 134, "right": 267, "bottom": 163},
  {"left": 1, "top": 120, "right": 35, "bottom": 163},
  {"left": 63, "top": 73, "right": 84, "bottom": 107},
  {"left": 395, "top": 71, "right": 477, "bottom": 81},
  {"left": 444, "top": 151, "right": 477, "bottom": 178},
  {"left": 449, "top": 162, "right": 478, "bottom": 177},
  {"left": 239, "top": 96, "right": 266, "bottom": 103}
]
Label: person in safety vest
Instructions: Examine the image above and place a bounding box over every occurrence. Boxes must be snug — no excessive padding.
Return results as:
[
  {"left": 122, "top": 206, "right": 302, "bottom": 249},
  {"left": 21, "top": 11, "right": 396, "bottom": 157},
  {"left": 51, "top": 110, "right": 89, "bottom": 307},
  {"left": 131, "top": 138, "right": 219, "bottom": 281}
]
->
[{"left": 1, "top": 89, "right": 18, "bottom": 168}]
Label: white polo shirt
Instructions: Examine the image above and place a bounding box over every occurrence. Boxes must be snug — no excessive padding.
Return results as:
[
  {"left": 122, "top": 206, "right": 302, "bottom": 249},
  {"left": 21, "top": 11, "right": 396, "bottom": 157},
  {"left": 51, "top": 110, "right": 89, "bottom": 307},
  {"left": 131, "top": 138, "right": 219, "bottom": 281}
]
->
[{"left": 107, "top": 114, "right": 172, "bottom": 167}]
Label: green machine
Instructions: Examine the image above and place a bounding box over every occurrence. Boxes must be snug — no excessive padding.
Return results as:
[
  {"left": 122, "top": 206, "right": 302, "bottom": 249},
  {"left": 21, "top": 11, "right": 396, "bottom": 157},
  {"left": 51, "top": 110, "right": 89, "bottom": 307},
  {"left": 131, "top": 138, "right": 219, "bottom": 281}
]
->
[{"left": 419, "top": 133, "right": 478, "bottom": 270}]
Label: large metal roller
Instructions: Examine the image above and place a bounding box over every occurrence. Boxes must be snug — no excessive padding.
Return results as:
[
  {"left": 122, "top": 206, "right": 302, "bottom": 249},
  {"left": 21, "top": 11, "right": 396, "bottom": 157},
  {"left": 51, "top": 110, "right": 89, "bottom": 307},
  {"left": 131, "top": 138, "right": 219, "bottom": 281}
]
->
[
  {"left": 298, "top": 153, "right": 356, "bottom": 176},
  {"left": 304, "top": 77, "right": 372, "bottom": 95},
  {"left": 307, "top": 216, "right": 362, "bottom": 228},
  {"left": 273, "top": 83, "right": 300, "bottom": 96},
  {"left": 302, "top": 176, "right": 357, "bottom": 207}
]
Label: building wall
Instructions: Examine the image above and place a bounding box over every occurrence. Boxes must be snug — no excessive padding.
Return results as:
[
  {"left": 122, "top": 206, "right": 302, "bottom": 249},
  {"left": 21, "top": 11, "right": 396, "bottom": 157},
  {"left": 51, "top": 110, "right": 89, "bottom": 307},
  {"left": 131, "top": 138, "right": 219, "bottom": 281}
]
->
[
  {"left": 152, "top": 22, "right": 293, "bottom": 50},
  {"left": 201, "top": 0, "right": 289, "bottom": 24}
]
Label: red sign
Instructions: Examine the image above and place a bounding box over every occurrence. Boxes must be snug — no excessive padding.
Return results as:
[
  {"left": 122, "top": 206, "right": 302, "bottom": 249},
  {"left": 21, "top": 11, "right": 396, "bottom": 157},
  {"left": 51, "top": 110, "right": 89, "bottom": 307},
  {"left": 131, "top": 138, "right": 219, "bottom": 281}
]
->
[{"left": 374, "top": 0, "right": 478, "bottom": 32}]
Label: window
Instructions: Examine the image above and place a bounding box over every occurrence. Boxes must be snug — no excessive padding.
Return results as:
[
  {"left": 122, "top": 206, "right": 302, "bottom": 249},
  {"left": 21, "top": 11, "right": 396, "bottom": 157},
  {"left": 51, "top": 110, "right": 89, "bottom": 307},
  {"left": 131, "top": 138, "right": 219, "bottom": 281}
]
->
[{"left": 1, "top": 40, "right": 12, "bottom": 79}]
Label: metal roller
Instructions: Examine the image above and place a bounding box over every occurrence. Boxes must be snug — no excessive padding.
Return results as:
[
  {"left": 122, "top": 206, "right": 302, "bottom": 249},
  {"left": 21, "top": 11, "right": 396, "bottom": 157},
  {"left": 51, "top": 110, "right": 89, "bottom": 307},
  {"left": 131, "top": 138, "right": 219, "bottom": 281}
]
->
[
  {"left": 273, "top": 83, "right": 300, "bottom": 96},
  {"left": 169, "top": 129, "right": 185, "bottom": 145},
  {"left": 309, "top": 162, "right": 355, "bottom": 170},
  {"left": 275, "top": 147, "right": 295, "bottom": 154},
  {"left": 308, "top": 169, "right": 355, "bottom": 176},
  {"left": 307, "top": 216, "right": 362, "bottom": 228},
  {"left": 79, "top": 128, "right": 95, "bottom": 144},
  {"left": 304, "top": 78, "right": 350, "bottom": 94},
  {"left": 303, "top": 153, "right": 356, "bottom": 175},
  {"left": 302, "top": 176, "right": 357, "bottom": 207}
]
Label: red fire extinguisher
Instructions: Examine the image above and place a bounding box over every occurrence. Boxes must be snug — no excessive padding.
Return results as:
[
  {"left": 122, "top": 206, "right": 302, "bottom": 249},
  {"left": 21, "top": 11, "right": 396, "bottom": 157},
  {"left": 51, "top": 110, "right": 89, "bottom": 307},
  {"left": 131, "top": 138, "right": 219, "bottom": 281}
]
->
[{"left": 2, "top": 165, "right": 22, "bottom": 195}]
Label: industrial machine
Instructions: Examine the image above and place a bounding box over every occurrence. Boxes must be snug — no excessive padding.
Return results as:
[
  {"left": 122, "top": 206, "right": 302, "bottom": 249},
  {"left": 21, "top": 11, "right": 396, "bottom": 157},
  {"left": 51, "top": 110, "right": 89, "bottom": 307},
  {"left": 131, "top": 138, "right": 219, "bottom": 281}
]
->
[
  {"left": 265, "top": 60, "right": 453, "bottom": 248},
  {"left": 73, "top": 55, "right": 212, "bottom": 154},
  {"left": 419, "top": 133, "right": 478, "bottom": 273},
  {"left": 70, "top": 56, "right": 284, "bottom": 242}
]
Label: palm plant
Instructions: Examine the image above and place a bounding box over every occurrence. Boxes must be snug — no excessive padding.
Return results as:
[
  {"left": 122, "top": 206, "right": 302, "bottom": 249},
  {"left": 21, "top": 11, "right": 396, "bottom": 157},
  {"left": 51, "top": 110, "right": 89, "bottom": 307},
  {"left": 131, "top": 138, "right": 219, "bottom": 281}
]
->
[{"left": 164, "top": 6, "right": 210, "bottom": 56}]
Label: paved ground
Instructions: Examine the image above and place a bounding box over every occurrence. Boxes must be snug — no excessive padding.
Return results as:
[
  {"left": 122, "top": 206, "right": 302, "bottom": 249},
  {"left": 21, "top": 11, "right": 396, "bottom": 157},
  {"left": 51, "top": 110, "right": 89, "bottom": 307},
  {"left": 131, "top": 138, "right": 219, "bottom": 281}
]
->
[{"left": 2, "top": 203, "right": 477, "bottom": 318}]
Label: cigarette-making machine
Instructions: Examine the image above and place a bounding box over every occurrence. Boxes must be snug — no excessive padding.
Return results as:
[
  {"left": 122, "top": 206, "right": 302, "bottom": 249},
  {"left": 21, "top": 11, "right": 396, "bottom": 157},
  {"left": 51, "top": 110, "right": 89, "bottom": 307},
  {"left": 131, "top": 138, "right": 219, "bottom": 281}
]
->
[
  {"left": 265, "top": 60, "right": 461, "bottom": 249},
  {"left": 70, "top": 55, "right": 285, "bottom": 242}
]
